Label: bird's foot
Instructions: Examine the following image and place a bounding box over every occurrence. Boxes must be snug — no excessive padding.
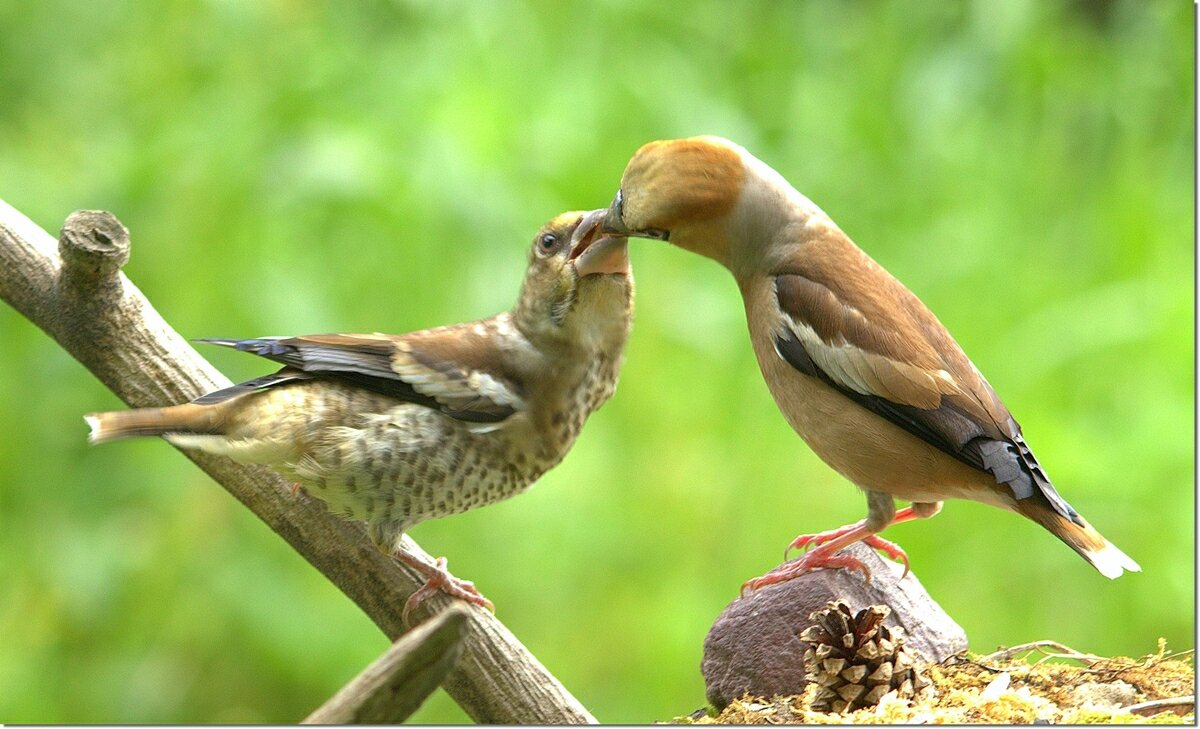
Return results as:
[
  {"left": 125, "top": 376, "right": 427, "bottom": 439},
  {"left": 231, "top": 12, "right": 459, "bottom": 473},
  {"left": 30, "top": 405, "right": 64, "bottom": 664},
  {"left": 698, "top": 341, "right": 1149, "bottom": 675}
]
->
[
  {"left": 785, "top": 522, "right": 865, "bottom": 557},
  {"left": 393, "top": 552, "right": 495, "bottom": 626},
  {"left": 862, "top": 535, "right": 910, "bottom": 576},
  {"left": 741, "top": 551, "right": 871, "bottom": 595},
  {"left": 289, "top": 481, "right": 304, "bottom": 498},
  {"left": 786, "top": 527, "right": 910, "bottom": 578},
  {"left": 742, "top": 519, "right": 914, "bottom": 595}
]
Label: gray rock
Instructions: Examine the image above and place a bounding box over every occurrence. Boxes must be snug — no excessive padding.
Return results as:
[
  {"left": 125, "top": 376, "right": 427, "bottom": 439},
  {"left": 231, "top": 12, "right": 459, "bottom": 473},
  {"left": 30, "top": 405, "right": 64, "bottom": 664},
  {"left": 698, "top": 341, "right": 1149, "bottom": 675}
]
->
[
  {"left": 701, "top": 542, "right": 968, "bottom": 710},
  {"left": 1070, "top": 680, "right": 1138, "bottom": 710}
]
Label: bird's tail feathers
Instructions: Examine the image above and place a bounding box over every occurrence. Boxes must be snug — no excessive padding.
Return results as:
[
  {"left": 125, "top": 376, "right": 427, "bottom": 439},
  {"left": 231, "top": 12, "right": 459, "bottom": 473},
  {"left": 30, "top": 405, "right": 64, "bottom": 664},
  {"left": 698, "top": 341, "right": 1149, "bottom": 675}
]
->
[
  {"left": 85, "top": 403, "right": 224, "bottom": 445},
  {"left": 1016, "top": 500, "right": 1141, "bottom": 579}
]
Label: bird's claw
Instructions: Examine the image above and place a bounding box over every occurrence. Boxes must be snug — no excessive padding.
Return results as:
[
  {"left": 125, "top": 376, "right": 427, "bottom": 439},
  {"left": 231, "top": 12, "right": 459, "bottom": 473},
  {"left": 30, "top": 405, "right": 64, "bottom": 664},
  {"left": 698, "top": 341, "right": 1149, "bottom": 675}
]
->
[
  {"left": 742, "top": 552, "right": 873, "bottom": 596},
  {"left": 862, "top": 535, "right": 910, "bottom": 578},
  {"left": 782, "top": 528, "right": 910, "bottom": 578},
  {"left": 400, "top": 555, "right": 495, "bottom": 626},
  {"left": 784, "top": 525, "right": 856, "bottom": 559}
]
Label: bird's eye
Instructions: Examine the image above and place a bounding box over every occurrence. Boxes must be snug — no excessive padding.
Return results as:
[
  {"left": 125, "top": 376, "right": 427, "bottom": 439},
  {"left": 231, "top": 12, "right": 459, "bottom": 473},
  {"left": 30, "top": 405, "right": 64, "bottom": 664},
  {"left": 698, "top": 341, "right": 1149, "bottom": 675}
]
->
[{"left": 537, "top": 233, "right": 559, "bottom": 254}]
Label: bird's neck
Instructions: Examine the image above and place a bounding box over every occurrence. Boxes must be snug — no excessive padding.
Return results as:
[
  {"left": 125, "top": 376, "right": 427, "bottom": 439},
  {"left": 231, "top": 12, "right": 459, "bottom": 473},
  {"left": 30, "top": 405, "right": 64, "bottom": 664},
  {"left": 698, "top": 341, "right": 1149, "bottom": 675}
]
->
[
  {"left": 514, "top": 280, "right": 631, "bottom": 355},
  {"left": 527, "top": 339, "right": 626, "bottom": 463},
  {"left": 721, "top": 159, "right": 841, "bottom": 283}
]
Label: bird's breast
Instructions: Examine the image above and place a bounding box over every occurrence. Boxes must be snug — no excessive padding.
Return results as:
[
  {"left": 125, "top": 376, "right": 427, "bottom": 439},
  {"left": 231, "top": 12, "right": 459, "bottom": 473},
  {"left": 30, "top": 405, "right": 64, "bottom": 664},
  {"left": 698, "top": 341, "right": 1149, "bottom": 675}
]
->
[{"left": 530, "top": 350, "right": 624, "bottom": 461}]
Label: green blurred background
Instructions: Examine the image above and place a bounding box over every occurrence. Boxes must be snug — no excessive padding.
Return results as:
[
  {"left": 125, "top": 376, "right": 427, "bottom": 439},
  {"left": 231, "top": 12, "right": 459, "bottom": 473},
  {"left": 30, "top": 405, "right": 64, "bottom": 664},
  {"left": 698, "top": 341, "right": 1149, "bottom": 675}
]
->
[{"left": 0, "top": 0, "right": 1192, "bottom": 723}]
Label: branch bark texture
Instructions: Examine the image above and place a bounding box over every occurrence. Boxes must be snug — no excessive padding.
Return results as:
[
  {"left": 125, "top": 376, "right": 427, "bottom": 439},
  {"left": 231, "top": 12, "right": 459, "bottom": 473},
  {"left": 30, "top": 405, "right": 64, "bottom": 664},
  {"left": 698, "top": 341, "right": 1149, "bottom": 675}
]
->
[
  {"left": 0, "top": 200, "right": 595, "bottom": 724},
  {"left": 305, "top": 605, "right": 469, "bottom": 724}
]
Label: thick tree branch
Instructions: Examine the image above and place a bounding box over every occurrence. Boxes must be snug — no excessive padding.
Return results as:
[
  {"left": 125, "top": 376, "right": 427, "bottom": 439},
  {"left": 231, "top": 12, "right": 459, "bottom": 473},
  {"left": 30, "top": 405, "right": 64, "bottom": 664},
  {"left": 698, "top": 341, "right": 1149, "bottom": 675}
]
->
[{"left": 0, "top": 200, "right": 595, "bottom": 724}]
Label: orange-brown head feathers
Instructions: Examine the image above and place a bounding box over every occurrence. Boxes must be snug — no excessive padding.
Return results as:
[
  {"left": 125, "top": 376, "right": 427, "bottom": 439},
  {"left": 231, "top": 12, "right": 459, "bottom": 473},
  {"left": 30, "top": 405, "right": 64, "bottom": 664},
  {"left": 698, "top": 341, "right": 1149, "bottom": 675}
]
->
[{"left": 603, "top": 136, "right": 745, "bottom": 265}]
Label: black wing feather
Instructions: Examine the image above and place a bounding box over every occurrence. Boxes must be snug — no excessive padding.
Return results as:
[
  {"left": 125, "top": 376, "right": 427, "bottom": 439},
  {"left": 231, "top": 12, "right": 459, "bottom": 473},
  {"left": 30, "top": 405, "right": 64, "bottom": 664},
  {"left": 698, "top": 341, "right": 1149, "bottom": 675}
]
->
[{"left": 191, "top": 369, "right": 313, "bottom": 405}]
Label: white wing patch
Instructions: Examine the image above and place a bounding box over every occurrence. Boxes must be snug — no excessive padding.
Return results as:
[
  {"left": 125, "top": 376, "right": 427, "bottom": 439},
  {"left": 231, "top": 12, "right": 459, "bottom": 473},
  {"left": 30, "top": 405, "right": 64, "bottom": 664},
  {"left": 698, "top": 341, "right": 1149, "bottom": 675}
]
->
[
  {"left": 780, "top": 313, "right": 961, "bottom": 409},
  {"left": 391, "top": 343, "right": 526, "bottom": 415},
  {"left": 491, "top": 312, "right": 518, "bottom": 338}
]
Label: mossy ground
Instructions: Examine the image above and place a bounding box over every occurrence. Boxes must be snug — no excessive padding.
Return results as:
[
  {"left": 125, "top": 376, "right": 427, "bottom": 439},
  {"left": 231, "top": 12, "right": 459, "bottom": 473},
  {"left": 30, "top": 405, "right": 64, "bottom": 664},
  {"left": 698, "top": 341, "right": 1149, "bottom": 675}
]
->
[{"left": 676, "top": 641, "right": 1194, "bottom": 724}]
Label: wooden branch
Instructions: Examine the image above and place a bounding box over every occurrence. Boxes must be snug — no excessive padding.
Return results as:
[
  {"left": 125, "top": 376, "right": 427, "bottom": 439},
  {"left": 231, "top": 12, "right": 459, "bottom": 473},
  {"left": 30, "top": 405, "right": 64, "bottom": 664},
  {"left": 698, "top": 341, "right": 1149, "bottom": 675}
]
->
[
  {"left": 0, "top": 200, "right": 596, "bottom": 725},
  {"left": 979, "top": 641, "right": 1103, "bottom": 666},
  {"left": 1126, "top": 696, "right": 1195, "bottom": 718},
  {"left": 305, "top": 605, "right": 470, "bottom": 724}
]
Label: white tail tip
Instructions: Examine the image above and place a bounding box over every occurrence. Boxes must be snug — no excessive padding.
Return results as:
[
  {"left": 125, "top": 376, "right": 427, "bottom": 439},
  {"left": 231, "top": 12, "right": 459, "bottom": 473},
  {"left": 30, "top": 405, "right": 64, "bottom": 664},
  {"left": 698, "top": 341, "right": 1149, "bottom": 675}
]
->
[
  {"left": 84, "top": 414, "right": 103, "bottom": 444},
  {"left": 1088, "top": 540, "right": 1142, "bottom": 579}
]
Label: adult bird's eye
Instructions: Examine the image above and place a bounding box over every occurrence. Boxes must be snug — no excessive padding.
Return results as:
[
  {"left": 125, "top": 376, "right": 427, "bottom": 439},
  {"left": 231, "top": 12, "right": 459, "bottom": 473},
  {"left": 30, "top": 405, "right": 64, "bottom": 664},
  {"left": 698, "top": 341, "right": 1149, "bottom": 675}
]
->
[{"left": 538, "top": 233, "right": 559, "bottom": 253}]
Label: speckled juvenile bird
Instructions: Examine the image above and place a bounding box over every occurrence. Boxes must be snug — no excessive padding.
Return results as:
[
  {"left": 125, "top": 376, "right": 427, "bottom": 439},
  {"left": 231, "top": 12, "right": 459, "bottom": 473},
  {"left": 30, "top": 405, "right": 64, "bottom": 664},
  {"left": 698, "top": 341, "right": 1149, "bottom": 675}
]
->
[
  {"left": 599, "top": 136, "right": 1139, "bottom": 588},
  {"left": 86, "top": 210, "right": 632, "bottom": 620}
]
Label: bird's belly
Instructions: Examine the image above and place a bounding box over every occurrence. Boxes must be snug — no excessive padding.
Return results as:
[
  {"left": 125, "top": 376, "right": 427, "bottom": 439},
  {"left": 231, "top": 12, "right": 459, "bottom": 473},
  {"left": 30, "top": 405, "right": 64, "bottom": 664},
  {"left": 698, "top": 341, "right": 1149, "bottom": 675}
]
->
[
  {"left": 752, "top": 340, "right": 1001, "bottom": 506},
  {"left": 264, "top": 398, "right": 540, "bottom": 544}
]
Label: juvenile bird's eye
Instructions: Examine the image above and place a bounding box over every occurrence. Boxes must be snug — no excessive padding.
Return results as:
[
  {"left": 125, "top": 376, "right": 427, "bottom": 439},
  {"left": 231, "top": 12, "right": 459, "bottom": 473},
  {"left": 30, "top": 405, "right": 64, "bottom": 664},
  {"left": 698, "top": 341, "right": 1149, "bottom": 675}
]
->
[{"left": 537, "top": 233, "right": 559, "bottom": 254}]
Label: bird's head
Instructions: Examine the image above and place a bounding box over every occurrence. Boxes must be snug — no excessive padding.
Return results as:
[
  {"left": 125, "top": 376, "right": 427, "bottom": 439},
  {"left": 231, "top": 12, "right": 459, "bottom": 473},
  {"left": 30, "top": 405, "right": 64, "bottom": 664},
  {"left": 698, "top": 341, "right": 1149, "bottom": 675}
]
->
[
  {"left": 515, "top": 210, "right": 633, "bottom": 349},
  {"left": 601, "top": 136, "right": 747, "bottom": 267}
]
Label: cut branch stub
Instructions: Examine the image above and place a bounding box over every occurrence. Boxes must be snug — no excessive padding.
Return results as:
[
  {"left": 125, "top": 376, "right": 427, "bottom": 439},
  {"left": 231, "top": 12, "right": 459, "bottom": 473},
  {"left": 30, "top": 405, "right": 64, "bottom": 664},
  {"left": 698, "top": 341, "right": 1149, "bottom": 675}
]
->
[
  {"left": 304, "top": 606, "right": 469, "bottom": 724},
  {"left": 59, "top": 209, "right": 130, "bottom": 279}
]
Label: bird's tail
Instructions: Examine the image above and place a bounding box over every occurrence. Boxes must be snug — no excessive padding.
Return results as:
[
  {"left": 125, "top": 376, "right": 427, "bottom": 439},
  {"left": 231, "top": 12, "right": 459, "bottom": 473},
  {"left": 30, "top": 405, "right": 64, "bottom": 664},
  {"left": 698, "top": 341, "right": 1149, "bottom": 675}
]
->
[
  {"left": 85, "top": 403, "right": 224, "bottom": 445},
  {"left": 1015, "top": 500, "right": 1141, "bottom": 579}
]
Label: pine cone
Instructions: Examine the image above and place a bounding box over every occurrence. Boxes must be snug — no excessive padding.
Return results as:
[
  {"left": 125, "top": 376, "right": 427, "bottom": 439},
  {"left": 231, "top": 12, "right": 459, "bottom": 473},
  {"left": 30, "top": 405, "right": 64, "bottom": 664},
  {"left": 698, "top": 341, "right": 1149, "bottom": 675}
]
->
[{"left": 800, "top": 601, "right": 933, "bottom": 713}]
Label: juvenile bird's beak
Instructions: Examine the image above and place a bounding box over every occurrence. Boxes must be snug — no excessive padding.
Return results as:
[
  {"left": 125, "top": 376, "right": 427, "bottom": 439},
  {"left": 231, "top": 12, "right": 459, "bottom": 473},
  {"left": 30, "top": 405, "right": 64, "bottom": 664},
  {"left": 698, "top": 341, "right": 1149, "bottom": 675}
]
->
[{"left": 570, "top": 208, "right": 629, "bottom": 277}]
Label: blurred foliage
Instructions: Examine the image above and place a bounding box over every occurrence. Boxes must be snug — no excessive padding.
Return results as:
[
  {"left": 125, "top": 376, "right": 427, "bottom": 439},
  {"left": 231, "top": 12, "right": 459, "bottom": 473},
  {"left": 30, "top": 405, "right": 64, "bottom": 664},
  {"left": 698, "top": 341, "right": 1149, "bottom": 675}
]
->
[{"left": 0, "top": 0, "right": 1192, "bottom": 723}]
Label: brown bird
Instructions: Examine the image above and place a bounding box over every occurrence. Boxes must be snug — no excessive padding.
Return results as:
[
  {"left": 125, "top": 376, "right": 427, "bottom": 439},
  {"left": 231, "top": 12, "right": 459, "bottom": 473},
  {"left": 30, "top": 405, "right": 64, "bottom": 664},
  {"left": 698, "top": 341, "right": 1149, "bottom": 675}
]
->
[
  {"left": 86, "top": 210, "right": 632, "bottom": 621},
  {"left": 599, "top": 136, "right": 1139, "bottom": 588}
]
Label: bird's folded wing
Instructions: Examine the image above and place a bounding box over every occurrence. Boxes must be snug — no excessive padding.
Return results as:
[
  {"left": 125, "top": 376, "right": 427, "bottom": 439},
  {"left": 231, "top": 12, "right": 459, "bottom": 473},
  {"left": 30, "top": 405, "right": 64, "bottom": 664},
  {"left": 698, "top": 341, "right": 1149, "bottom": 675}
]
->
[
  {"left": 771, "top": 262, "right": 1071, "bottom": 505},
  {"left": 197, "top": 321, "right": 524, "bottom": 423},
  {"left": 191, "top": 370, "right": 315, "bottom": 405},
  {"left": 771, "top": 262, "right": 1080, "bottom": 522}
]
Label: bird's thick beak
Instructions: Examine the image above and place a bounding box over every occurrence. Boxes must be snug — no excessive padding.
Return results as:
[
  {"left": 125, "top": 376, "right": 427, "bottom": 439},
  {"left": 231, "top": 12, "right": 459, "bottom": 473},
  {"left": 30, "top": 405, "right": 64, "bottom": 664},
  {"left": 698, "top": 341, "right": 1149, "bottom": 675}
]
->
[
  {"left": 569, "top": 208, "right": 629, "bottom": 277},
  {"left": 600, "top": 193, "right": 631, "bottom": 236},
  {"left": 600, "top": 191, "right": 667, "bottom": 241}
]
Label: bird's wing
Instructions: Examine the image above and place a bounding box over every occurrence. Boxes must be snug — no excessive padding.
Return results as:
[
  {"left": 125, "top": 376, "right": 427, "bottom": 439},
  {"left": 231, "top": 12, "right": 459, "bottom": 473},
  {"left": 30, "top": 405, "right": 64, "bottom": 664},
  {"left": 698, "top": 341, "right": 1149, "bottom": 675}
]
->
[
  {"left": 197, "top": 318, "right": 524, "bottom": 423},
  {"left": 771, "top": 237, "right": 1078, "bottom": 521},
  {"left": 191, "top": 369, "right": 315, "bottom": 405}
]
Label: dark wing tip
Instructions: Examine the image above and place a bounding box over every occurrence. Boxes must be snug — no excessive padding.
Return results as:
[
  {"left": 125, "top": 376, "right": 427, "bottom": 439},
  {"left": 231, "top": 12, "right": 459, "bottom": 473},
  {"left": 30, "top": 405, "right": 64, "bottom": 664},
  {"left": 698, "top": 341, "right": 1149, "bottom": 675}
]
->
[
  {"left": 195, "top": 337, "right": 294, "bottom": 356},
  {"left": 191, "top": 369, "right": 311, "bottom": 404}
]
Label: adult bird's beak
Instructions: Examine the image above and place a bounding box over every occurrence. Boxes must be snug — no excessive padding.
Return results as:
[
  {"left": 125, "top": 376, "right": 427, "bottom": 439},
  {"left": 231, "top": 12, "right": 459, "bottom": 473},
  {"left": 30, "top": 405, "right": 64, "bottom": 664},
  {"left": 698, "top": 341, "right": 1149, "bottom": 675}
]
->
[
  {"left": 601, "top": 191, "right": 631, "bottom": 236},
  {"left": 570, "top": 208, "right": 629, "bottom": 277},
  {"left": 601, "top": 190, "right": 668, "bottom": 240}
]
